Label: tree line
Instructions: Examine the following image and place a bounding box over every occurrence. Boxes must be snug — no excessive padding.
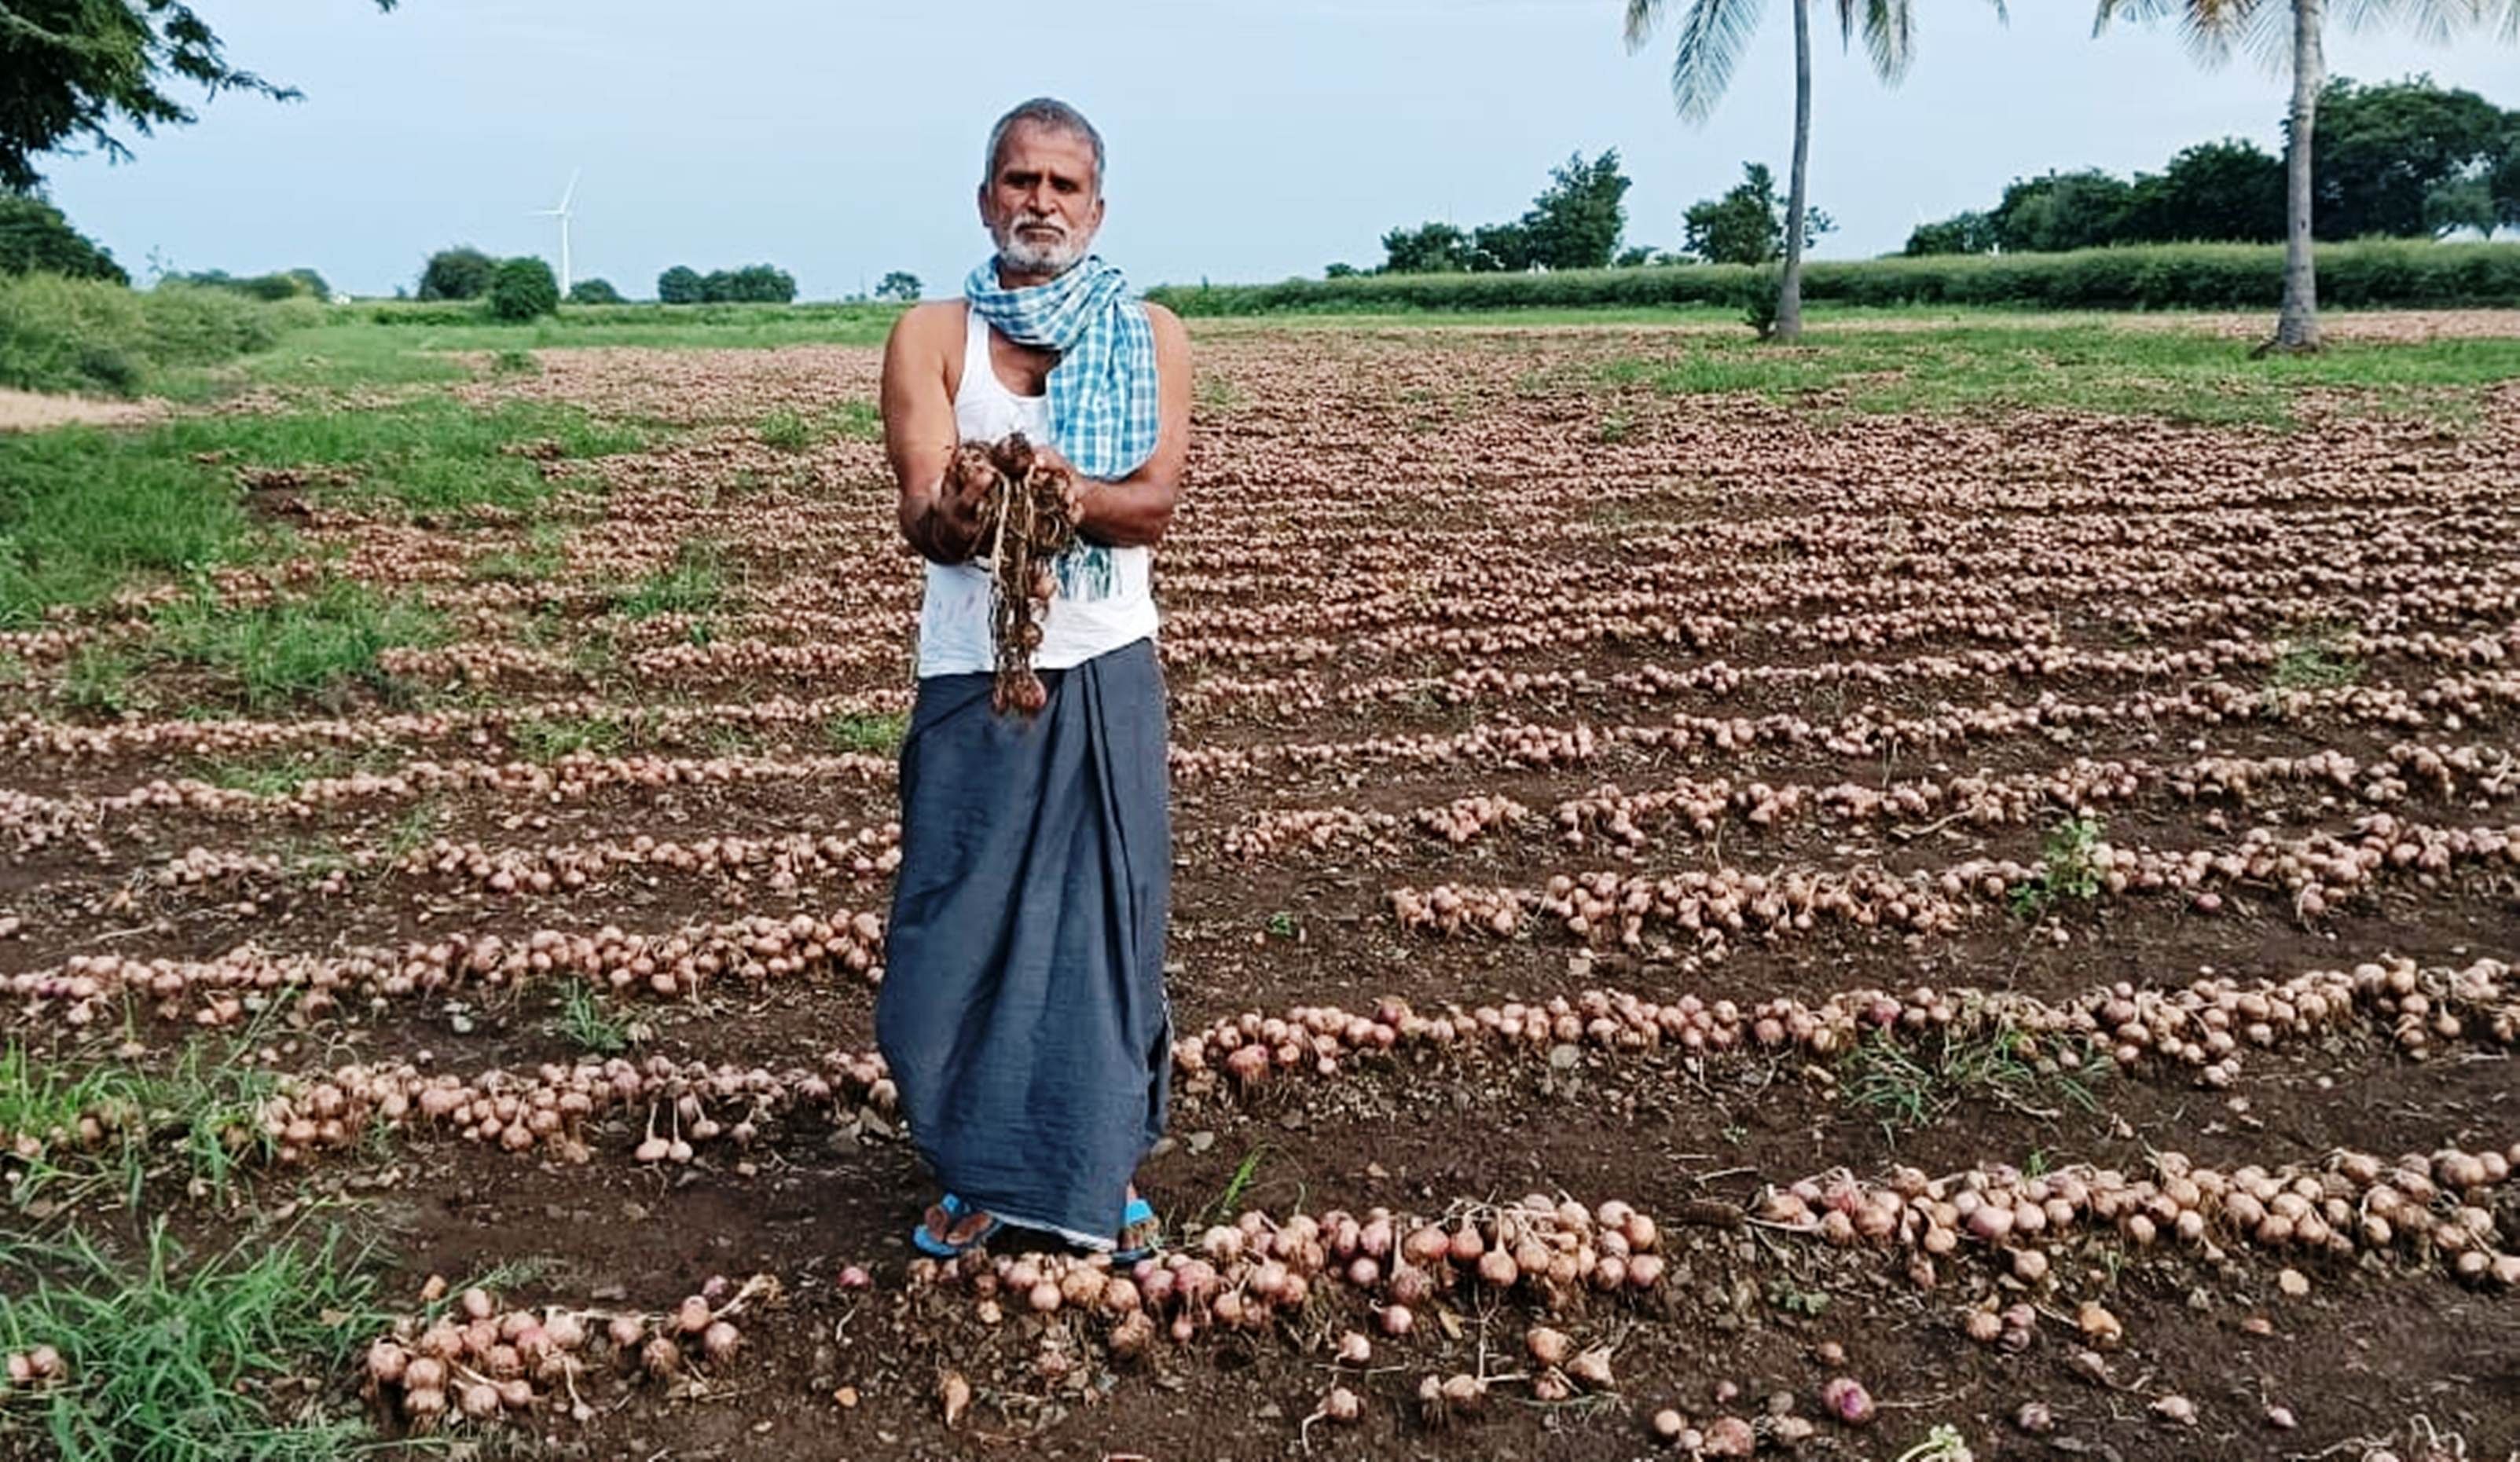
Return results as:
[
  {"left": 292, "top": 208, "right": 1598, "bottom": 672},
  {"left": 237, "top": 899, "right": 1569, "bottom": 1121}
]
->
[{"left": 1906, "top": 77, "right": 2520, "bottom": 256}]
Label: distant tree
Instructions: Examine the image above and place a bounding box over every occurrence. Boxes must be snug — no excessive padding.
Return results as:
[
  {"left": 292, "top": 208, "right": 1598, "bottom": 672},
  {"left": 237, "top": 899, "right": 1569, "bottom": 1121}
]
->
[
  {"left": 567, "top": 277, "right": 623, "bottom": 304},
  {"left": 0, "top": 1, "right": 399, "bottom": 192},
  {"left": 1379, "top": 222, "right": 1473, "bottom": 274},
  {"left": 168, "top": 266, "right": 328, "bottom": 299},
  {"left": 487, "top": 256, "right": 559, "bottom": 321},
  {"left": 1324, "top": 261, "right": 1360, "bottom": 278},
  {"left": 2313, "top": 76, "right": 2513, "bottom": 240},
  {"left": 699, "top": 264, "right": 795, "bottom": 303},
  {"left": 2096, "top": 1, "right": 2511, "bottom": 354},
  {"left": 1902, "top": 211, "right": 1998, "bottom": 255},
  {"left": 875, "top": 269, "right": 922, "bottom": 302},
  {"left": 0, "top": 193, "right": 127, "bottom": 281},
  {"left": 2494, "top": 137, "right": 2520, "bottom": 233},
  {"left": 1990, "top": 170, "right": 2134, "bottom": 254},
  {"left": 1683, "top": 163, "right": 1832, "bottom": 266},
  {"left": 2423, "top": 177, "right": 2499, "bottom": 237},
  {"left": 1614, "top": 244, "right": 1659, "bottom": 267},
  {"left": 657, "top": 265, "right": 705, "bottom": 303},
  {"left": 2122, "top": 139, "right": 2285, "bottom": 243},
  {"left": 418, "top": 246, "right": 497, "bottom": 302},
  {"left": 1519, "top": 150, "right": 1634, "bottom": 270},
  {"left": 1469, "top": 221, "right": 1534, "bottom": 273}
]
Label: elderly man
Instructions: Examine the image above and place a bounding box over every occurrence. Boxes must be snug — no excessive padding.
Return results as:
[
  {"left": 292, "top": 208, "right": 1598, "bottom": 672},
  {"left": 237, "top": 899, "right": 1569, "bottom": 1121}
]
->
[{"left": 876, "top": 97, "right": 1190, "bottom": 1260}]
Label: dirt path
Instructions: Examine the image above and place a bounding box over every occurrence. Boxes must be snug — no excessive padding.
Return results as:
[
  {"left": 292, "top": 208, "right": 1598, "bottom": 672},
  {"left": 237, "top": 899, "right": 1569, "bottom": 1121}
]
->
[{"left": 0, "top": 387, "right": 158, "bottom": 432}]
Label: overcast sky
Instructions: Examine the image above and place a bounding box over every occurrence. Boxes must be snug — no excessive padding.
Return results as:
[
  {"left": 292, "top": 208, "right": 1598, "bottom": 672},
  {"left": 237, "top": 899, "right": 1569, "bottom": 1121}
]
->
[{"left": 39, "top": 0, "right": 2520, "bottom": 300}]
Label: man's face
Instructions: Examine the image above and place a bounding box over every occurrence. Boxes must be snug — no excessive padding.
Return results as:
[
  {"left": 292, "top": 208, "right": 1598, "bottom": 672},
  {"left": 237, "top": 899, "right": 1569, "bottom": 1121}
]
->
[{"left": 981, "top": 121, "right": 1103, "bottom": 278}]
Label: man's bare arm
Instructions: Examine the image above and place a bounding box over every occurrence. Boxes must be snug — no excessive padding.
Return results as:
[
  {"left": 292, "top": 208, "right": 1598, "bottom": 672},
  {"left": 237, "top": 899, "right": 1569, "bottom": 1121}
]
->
[
  {"left": 1069, "top": 305, "right": 1191, "bottom": 550},
  {"left": 884, "top": 305, "right": 985, "bottom": 563}
]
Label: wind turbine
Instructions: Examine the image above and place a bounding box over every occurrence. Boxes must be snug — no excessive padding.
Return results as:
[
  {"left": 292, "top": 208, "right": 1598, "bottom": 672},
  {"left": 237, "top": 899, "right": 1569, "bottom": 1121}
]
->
[{"left": 531, "top": 169, "right": 580, "bottom": 295}]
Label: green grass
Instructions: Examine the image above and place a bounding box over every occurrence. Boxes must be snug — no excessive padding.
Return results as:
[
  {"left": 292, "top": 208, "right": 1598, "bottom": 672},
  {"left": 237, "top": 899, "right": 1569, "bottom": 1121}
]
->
[
  {"left": 549, "top": 981, "right": 629, "bottom": 1057},
  {"left": 0, "top": 1042, "right": 277, "bottom": 1211},
  {"left": 0, "top": 1218, "right": 383, "bottom": 1460},
  {"left": 0, "top": 396, "right": 646, "bottom": 623},
  {"left": 613, "top": 539, "right": 728, "bottom": 619},
  {"left": 149, "top": 578, "right": 443, "bottom": 711},
  {"left": 511, "top": 714, "right": 625, "bottom": 760},
  {"left": 823, "top": 711, "right": 908, "bottom": 756},
  {"left": 759, "top": 401, "right": 882, "bottom": 452},
  {"left": 1838, "top": 1022, "right": 2103, "bottom": 1137},
  {"left": 1598, "top": 324, "right": 2520, "bottom": 427},
  {"left": 2269, "top": 624, "right": 2363, "bottom": 691}
]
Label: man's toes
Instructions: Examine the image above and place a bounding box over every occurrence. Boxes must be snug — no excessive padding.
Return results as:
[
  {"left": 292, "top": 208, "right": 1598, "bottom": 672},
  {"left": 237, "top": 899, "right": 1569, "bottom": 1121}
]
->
[
  {"left": 947, "top": 1209, "right": 994, "bottom": 1245},
  {"left": 923, "top": 1204, "right": 953, "bottom": 1241}
]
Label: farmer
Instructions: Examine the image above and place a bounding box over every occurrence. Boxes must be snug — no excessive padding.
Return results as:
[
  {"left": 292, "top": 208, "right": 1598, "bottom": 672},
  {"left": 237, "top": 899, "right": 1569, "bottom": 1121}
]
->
[{"left": 875, "top": 97, "right": 1190, "bottom": 1261}]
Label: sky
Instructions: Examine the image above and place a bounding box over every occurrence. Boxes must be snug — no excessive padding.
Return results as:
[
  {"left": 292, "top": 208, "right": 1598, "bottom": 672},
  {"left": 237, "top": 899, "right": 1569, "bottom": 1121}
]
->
[{"left": 39, "top": 0, "right": 2520, "bottom": 301}]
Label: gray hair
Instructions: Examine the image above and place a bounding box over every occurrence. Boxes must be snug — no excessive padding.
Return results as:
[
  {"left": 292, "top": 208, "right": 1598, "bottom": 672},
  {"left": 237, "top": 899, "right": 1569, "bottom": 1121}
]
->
[{"left": 983, "top": 97, "right": 1105, "bottom": 193}]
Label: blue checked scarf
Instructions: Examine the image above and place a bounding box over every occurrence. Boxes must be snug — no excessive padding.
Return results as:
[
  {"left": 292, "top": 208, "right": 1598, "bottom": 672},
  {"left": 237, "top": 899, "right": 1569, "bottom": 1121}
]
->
[{"left": 963, "top": 255, "right": 1159, "bottom": 483}]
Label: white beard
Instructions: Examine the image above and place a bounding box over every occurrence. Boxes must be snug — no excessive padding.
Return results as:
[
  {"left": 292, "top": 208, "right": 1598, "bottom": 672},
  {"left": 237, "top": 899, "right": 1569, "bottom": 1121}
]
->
[{"left": 995, "top": 218, "right": 1091, "bottom": 277}]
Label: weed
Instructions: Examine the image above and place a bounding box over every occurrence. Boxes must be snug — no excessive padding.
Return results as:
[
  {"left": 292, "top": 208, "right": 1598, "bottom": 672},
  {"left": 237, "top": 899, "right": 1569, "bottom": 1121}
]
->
[
  {"left": 1839, "top": 1020, "right": 2103, "bottom": 1138},
  {"left": 2269, "top": 625, "right": 2361, "bottom": 692},
  {"left": 57, "top": 644, "right": 143, "bottom": 714},
  {"left": 550, "top": 981, "right": 629, "bottom": 1057},
  {"left": 823, "top": 711, "right": 908, "bottom": 756},
  {"left": 2007, "top": 814, "right": 2106, "bottom": 919},
  {"left": 0, "top": 1041, "right": 276, "bottom": 1211},
  {"left": 380, "top": 803, "right": 444, "bottom": 865},
  {"left": 758, "top": 409, "right": 814, "bottom": 453},
  {"left": 512, "top": 716, "right": 623, "bottom": 760},
  {"left": 150, "top": 577, "right": 442, "bottom": 710},
  {"left": 1197, "top": 1145, "right": 1271, "bottom": 1229},
  {"left": 490, "top": 347, "right": 540, "bottom": 376},
  {"left": 1597, "top": 410, "right": 1634, "bottom": 445},
  {"left": 614, "top": 539, "right": 726, "bottom": 620},
  {"left": 0, "top": 1218, "right": 383, "bottom": 1460},
  {"left": 1765, "top": 1275, "right": 1831, "bottom": 1317},
  {"left": 1264, "top": 911, "right": 1300, "bottom": 940}
]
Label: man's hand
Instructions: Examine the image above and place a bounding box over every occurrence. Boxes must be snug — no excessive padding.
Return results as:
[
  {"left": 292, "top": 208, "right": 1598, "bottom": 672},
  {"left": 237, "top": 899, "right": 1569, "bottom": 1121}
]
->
[{"left": 1024, "top": 440, "right": 1093, "bottom": 518}]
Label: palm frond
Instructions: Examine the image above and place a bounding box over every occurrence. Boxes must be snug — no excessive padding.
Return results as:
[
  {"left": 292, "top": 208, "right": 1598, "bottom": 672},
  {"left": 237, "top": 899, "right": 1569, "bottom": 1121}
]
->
[
  {"left": 1623, "top": 0, "right": 1665, "bottom": 49},
  {"left": 1656, "top": 0, "right": 1771, "bottom": 124},
  {"left": 2335, "top": 0, "right": 2488, "bottom": 43},
  {"left": 2092, "top": 0, "right": 2258, "bottom": 64},
  {"left": 1840, "top": 0, "right": 1917, "bottom": 82}
]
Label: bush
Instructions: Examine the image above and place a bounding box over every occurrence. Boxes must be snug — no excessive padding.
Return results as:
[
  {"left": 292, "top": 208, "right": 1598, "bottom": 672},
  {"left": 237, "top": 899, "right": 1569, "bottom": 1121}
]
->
[
  {"left": 658, "top": 266, "right": 705, "bottom": 304},
  {"left": 0, "top": 275, "right": 306, "bottom": 395},
  {"left": 567, "top": 277, "right": 623, "bottom": 305},
  {"left": 418, "top": 246, "right": 497, "bottom": 301},
  {"left": 0, "top": 196, "right": 127, "bottom": 284},
  {"left": 487, "top": 257, "right": 559, "bottom": 321},
  {"left": 0, "top": 273, "right": 146, "bottom": 393},
  {"left": 1147, "top": 240, "right": 2520, "bottom": 317}
]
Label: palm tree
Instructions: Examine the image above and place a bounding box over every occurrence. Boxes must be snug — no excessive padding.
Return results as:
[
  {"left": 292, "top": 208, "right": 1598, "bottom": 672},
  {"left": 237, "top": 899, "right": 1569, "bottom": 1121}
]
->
[
  {"left": 1625, "top": 0, "right": 1940, "bottom": 343},
  {"left": 2095, "top": 0, "right": 2492, "bottom": 353}
]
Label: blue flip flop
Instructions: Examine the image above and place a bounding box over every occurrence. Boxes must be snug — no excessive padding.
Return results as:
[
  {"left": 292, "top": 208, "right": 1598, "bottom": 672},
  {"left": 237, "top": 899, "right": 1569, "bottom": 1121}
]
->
[
  {"left": 911, "top": 1193, "right": 1001, "bottom": 1258},
  {"left": 1112, "top": 1195, "right": 1161, "bottom": 1266}
]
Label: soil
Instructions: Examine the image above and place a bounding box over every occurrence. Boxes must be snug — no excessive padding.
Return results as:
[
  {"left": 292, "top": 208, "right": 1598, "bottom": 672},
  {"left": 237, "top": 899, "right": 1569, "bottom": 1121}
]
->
[{"left": 4, "top": 318, "right": 2520, "bottom": 1460}]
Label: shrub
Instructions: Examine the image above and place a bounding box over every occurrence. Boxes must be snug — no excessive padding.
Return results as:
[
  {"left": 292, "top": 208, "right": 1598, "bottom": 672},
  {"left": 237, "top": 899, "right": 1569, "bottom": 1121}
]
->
[
  {"left": 567, "top": 277, "right": 623, "bottom": 305},
  {"left": 0, "top": 196, "right": 127, "bottom": 283},
  {"left": 658, "top": 266, "right": 705, "bottom": 304},
  {"left": 0, "top": 273, "right": 147, "bottom": 393},
  {"left": 1148, "top": 240, "right": 2520, "bottom": 317},
  {"left": 0, "top": 275, "right": 308, "bottom": 396},
  {"left": 418, "top": 246, "right": 497, "bottom": 301},
  {"left": 487, "top": 257, "right": 559, "bottom": 321}
]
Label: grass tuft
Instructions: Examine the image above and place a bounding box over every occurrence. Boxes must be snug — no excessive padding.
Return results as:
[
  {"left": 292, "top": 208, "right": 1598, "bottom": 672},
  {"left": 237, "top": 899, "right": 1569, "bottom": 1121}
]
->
[{"left": 0, "top": 1218, "right": 383, "bottom": 1460}]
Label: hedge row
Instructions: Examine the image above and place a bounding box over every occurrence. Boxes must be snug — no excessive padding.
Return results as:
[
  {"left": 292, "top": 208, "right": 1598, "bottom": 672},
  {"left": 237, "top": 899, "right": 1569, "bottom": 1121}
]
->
[{"left": 1146, "top": 240, "right": 2520, "bottom": 317}]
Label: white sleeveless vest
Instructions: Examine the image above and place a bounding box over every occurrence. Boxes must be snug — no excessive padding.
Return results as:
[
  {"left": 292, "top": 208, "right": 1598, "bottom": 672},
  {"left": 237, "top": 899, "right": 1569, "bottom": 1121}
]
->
[{"left": 914, "top": 306, "right": 1160, "bottom": 679}]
